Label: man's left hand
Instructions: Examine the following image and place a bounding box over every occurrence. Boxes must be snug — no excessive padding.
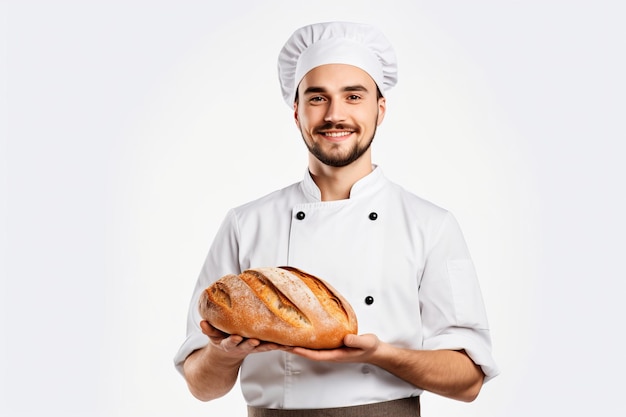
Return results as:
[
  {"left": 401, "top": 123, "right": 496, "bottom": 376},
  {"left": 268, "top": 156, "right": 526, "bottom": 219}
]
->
[{"left": 289, "top": 333, "right": 381, "bottom": 363}]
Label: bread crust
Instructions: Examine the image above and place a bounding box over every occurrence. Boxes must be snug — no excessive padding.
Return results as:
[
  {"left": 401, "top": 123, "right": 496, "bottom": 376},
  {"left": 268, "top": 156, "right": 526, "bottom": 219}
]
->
[{"left": 199, "top": 266, "right": 358, "bottom": 349}]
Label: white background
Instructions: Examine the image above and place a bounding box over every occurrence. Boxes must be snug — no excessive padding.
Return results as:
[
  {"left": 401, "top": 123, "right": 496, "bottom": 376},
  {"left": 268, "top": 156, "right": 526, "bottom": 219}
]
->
[{"left": 2, "top": 1, "right": 625, "bottom": 416}]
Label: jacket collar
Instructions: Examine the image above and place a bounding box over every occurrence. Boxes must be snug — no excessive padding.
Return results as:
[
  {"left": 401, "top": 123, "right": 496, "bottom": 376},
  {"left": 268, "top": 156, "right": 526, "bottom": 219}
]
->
[{"left": 301, "top": 165, "right": 386, "bottom": 202}]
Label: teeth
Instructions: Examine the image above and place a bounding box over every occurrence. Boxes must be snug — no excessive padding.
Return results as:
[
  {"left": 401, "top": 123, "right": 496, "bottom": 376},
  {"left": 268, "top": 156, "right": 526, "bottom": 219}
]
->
[{"left": 324, "top": 131, "right": 352, "bottom": 137}]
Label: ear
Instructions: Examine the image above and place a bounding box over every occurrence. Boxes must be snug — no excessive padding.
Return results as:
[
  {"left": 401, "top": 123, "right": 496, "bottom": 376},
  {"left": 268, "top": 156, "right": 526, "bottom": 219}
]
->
[
  {"left": 376, "top": 97, "right": 387, "bottom": 126},
  {"left": 293, "top": 101, "right": 300, "bottom": 128}
]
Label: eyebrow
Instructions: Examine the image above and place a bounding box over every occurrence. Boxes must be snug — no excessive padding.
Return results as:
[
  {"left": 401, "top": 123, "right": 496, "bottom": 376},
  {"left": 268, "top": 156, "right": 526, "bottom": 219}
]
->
[{"left": 302, "top": 84, "right": 370, "bottom": 95}]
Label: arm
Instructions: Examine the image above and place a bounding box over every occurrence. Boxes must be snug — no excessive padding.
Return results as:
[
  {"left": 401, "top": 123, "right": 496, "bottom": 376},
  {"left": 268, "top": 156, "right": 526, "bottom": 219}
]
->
[
  {"left": 290, "top": 333, "right": 485, "bottom": 402},
  {"left": 183, "top": 321, "right": 286, "bottom": 401},
  {"left": 370, "top": 340, "right": 484, "bottom": 402}
]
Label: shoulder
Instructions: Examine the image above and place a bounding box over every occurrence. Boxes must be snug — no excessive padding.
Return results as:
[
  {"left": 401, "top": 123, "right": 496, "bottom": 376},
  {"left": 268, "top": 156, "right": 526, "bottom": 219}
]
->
[
  {"left": 378, "top": 176, "right": 461, "bottom": 244},
  {"left": 231, "top": 181, "right": 303, "bottom": 217},
  {"left": 383, "top": 176, "right": 449, "bottom": 217}
]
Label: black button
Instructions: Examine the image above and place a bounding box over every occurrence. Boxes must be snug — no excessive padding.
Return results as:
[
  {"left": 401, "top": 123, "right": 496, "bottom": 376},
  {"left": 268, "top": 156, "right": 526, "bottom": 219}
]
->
[
  {"left": 296, "top": 211, "right": 305, "bottom": 220},
  {"left": 369, "top": 212, "right": 378, "bottom": 221},
  {"left": 364, "top": 296, "right": 374, "bottom": 305}
]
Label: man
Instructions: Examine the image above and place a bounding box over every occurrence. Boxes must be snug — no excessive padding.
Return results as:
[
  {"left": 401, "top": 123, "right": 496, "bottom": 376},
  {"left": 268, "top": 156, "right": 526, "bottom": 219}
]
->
[{"left": 174, "top": 21, "right": 499, "bottom": 416}]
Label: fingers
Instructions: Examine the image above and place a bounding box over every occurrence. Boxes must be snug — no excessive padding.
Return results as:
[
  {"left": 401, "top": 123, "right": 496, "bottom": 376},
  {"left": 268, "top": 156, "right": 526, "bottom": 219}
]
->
[
  {"left": 200, "top": 320, "right": 228, "bottom": 338},
  {"left": 221, "top": 336, "right": 289, "bottom": 356},
  {"left": 221, "top": 336, "right": 257, "bottom": 352},
  {"left": 199, "top": 321, "right": 290, "bottom": 356}
]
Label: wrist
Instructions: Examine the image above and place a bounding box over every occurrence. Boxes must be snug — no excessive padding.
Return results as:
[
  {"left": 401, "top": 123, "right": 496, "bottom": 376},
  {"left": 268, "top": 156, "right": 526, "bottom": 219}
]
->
[{"left": 367, "top": 340, "right": 397, "bottom": 367}]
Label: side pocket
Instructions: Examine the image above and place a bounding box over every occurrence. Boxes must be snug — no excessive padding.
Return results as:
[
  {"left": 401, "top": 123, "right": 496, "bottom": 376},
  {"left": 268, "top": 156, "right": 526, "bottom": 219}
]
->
[{"left": 446, "top": 259, "right": 489, "bottom": 329}]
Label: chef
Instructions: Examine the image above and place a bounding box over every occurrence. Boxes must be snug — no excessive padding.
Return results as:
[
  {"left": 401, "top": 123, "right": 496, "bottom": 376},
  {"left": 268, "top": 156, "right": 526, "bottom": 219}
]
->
[{"left": 174, "top": 21, "right": 499, "bottom": 417}]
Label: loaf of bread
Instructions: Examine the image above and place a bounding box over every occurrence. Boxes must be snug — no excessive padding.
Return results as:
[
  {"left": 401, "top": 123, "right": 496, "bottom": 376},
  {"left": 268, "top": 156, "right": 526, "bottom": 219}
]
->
[{"left": 198, "top": 266, "right": 358, "bottom": 349}]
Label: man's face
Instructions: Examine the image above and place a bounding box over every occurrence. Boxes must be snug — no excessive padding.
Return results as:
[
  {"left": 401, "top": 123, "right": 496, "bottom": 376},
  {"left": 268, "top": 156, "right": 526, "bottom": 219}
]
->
[{"left": 294, "top": 64, "right": 386, "bottom": 168}]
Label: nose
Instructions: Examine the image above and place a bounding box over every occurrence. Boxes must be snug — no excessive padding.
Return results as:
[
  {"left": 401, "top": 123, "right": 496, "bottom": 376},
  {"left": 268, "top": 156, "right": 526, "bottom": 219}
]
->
[{"left": 324, "top": 99, "right": 346, "bottom": 123}]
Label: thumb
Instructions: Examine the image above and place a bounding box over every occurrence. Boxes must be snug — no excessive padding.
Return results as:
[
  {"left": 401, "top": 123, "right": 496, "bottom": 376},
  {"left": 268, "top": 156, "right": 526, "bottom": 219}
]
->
[
  {"left": 344, "top": 333, "right": 380, "bottom": 351},
  {"left": 344, "top": 333, "right": 359, "bottom": 347}
]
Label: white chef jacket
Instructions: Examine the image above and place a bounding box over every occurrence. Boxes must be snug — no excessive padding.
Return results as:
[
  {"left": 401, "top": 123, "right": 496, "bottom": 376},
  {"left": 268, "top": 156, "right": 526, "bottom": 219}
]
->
[{"left": 174, "top": 166, "right": 499, "bottom": 409}]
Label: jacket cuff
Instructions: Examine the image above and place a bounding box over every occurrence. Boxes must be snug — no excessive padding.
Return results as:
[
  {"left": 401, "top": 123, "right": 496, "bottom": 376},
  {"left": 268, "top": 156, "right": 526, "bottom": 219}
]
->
[
  {"left": 172, "top": 332, "right": 210, "bottom": 376},
  {"left": 423, "top": 329, "right": 500, "bottom": 383}
]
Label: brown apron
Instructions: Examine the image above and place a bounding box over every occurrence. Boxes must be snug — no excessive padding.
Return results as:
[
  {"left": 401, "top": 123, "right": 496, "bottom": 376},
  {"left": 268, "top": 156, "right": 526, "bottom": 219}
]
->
[{"left": 248, "top": 396, "right": 420, "bottom": 417}]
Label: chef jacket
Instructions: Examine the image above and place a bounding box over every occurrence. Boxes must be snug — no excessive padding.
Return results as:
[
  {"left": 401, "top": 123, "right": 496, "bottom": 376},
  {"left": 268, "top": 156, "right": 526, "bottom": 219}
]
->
[{"left": 174, "top": 166, "right": 499, "bottom": 409}]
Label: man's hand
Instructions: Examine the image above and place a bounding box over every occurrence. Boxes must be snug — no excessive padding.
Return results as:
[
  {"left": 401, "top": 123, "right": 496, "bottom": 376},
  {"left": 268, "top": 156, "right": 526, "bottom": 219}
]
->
[
  {"left": 184, "top": 321, "right": 288, "bottom": 401},
  {"left": 289, "top": 332, "right": 484, "bottom": 402},
  {"left": 200, "top": 320, "right": 288, "bottom": 361},
  {"left": 289, "top": 333, "right": 381, "bottom": 363}
]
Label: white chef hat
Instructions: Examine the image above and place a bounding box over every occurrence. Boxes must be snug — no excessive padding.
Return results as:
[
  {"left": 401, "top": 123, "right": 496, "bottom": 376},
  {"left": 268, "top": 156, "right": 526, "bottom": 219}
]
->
[{"left": 277, "top": 21, "right": 398, "bottom": 107}]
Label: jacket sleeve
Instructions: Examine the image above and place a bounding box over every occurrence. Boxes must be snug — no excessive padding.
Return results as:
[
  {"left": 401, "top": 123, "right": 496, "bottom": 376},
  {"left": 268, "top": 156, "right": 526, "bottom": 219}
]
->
[
  {"left": 419, "top": 212, "right": 499, "bottom": 382},
  {"left": 173, "top": 209, "right": 242, "bottom": 375}
]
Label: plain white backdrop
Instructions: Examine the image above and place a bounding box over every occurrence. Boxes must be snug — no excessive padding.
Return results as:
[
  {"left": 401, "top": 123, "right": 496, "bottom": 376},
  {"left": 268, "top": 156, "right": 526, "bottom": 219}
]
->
[{"left": 2, "top": 1, "right": 625, "bottom": 415}]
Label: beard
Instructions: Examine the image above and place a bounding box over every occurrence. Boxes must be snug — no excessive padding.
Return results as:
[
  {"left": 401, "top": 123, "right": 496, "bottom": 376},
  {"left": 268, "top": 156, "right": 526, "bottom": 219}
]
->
[{"left": 301, "top": 122, "right": 377, "bottom": 168}]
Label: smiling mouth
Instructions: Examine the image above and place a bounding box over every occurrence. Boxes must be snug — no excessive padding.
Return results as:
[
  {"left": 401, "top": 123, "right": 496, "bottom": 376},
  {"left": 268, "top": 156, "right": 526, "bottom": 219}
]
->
[
  {"left": 324, "top": 132, "right": 352, "bottom": 138},
  {"left": 323, "top": 131, "right": 353, "bottom": 138},
  {"left": 314, "top": 123, "right": 358, "bottom": 140}
]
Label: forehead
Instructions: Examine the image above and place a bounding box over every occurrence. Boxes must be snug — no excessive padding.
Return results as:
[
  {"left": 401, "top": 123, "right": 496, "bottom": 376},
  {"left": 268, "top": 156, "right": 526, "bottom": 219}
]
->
[{"left": 298, "top": 63, "right": 378, "bottom": 92}]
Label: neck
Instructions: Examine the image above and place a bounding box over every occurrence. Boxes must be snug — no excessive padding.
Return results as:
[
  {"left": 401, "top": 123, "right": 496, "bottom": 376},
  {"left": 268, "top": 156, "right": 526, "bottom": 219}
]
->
[{"left": 308, "top": 154, "right": 373, "bottom": 201}]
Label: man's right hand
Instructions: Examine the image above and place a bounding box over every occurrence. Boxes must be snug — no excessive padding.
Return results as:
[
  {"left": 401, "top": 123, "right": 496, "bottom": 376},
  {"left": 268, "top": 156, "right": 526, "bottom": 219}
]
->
[
  {"left": 184, "top": 321, "right": 286, "bottom": 402},
  {"left": 200, "top": 320, "right": 288, "bottom": 361}
]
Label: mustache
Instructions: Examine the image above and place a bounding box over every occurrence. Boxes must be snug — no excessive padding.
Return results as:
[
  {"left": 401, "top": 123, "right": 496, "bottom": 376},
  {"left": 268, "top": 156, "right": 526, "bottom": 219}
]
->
[{"left": 313, "top": 123, "right": 358, "bottom": 133}]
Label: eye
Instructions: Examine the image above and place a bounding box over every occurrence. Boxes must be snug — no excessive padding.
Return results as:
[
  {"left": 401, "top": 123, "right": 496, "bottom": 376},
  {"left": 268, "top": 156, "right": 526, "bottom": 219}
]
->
[
  {"left": 308, "top": 96, "right": 326, "bottom": 103},
  {"left": 347, "top": 94, "right": 362, "bottom": 101}
]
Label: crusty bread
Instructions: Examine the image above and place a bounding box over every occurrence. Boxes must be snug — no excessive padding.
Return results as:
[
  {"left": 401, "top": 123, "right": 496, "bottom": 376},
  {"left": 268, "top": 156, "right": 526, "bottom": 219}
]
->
[{"left": 198, "top": 266, "right": 358, "bottom": 349}]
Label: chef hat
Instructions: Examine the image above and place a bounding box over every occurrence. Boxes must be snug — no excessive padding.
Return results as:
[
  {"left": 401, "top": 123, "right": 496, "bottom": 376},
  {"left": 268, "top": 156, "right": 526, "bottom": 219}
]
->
[{"left": 277, "top": 21, "right": 398, "bottom": 107}]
